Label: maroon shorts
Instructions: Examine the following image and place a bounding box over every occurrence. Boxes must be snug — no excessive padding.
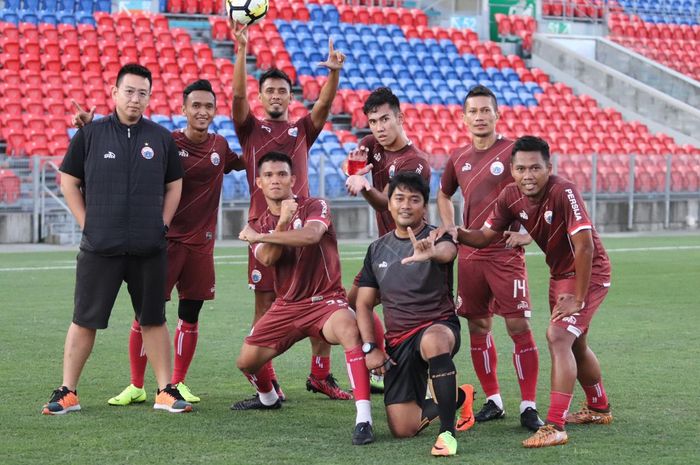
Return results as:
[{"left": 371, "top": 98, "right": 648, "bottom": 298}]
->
[
  {"left": 456, "top": 256, "right": 532, "bottom": 320},
  {"left": 245, "top": 293, "right": 349, "bottom": 353},
  {"left": 247, "top": 247, "right": 275, "bottom": 292},
  {"left": 548, "top": 278, "right": 610, "bottom": 337},
  {"left": 166, "top": 241, "right": 215, "bottom": 301}
]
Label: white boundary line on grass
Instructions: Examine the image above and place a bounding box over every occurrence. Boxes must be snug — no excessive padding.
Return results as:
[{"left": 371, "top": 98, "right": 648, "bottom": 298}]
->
[{"left": 1, "top": 245, "right": 699, "bottom": 272}]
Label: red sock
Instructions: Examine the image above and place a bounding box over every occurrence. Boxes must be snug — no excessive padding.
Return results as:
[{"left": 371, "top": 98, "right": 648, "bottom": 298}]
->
[
  {"left": 582, "top": 380, "right": 609, "bottom": 410},
  {"left": 546, "top": 391, "right": 573, "bottom": 428},
  {"left": 511, "top": 331, "right": 539, "bottom": 402},
  {"left": 265, "top": 360, "right": 278, "bottom": 383},
  {"left": 129, "top": 320, "right": 147, "bottom": 388},
  {"left": 171, "top": 320, "right": 198, "bottom": 384},
  {"left": 470, "top": 332, "right": 500, "bottom": 397},
  {"left": 244, "top": 365, "right": 274, "bottom": 393},
  {"left": 311, "top": 356, "right": 330, "bottom": 379},
  {"left": 344, "top": 345, "right": 370, "bottom": 401},
  {"left": 372, "top": 311, "right": 385, "bottom": 351}
]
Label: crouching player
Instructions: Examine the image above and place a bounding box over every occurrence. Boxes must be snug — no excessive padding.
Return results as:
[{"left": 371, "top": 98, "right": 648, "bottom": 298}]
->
[
  {"left": 233, "top": 151, "right": 375, "bottom": 445},
  {"left": 456, "top": 136, "right": 613, "bottom": 448},
  {"left": 356, "top": 172, "right": 474, "bottom": 456}
]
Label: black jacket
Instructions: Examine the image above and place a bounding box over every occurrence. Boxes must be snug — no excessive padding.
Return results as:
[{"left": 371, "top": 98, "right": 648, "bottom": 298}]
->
[{"left": 60, "top": 113, "right": 183, "bottom": 256}]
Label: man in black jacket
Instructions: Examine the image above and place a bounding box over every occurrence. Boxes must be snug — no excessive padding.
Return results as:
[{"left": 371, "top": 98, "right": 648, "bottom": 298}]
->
[{"left": 42, "top": 64, "right": 191, "bottom": 415}]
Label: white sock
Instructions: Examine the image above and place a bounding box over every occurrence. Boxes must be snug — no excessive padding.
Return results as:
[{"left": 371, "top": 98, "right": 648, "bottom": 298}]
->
[
  {"left": 487, "top": 394, "right": 504, "bottom": 410},
  {"left": 520, "top": 400, "right": 536, "bottom": 414},
  {"left": 355, "top": 399, "right": 372, "bottom": 425},
  {"left": 258, "top": 388, "right": 279, "bottom": 406}
]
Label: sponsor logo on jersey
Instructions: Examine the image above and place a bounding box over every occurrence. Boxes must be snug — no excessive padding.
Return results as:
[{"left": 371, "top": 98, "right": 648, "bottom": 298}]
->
[
  {"left": 490, "top": 160, "right": 504, "bottom": 176},
  {"left": 103, "top": 151, "right": 116, "bottom": 159},
  {"left": 564, "top": 188, "right": 583, "bottom": 221},
  {"left": 319, "top": 199, "right": 328, "bottom": 218},
  {"left": 456, "top": 295, "right": 463, "bottom": 309},
  {"left": 519, "top": 210, "right": 529, "bottom": 220},
  {"left": 544, "top": 210, "right": 553, "bottom": 224},
  {"left": 141, "top": 146, "right": 154, "bottom": 160},
  {"left": 378, "top": 261, "right": 388, "bottom": 268},
  {"left": 517, "top": 300, "right": 529, "bottom": 310},
  {"left": 389, "top": 164, "right": 396, "bottom": 178},
  {"left": 179, "top": 149, "right": 189, "bottom": 158},
  {"left": 461, "top": 162, "right": 472, "bottom": 172},
  {"left": 251, "top": 269, "right": 262, "bottom": 283},
  {"left": 261, "top": 125, "right": 272, "bottom": 133},
  {"left": 205, "top": 231, "right": 213, "bottom": 240},
  {"left": 288, "top": 127, "right": 298, "bottom": 137},
  {"left": 373, "top": 151, "right": 381, "bottom": 162},
  {"left": 210, "top": 152, "right": 220, "bottom": 166},
  {"left": 210, "top": 286, "right": 215, "bottom": 293},
  {"left": 562, "top": 315, "right": 577, "bottom": 325},
  {"left": 293, "top": 218, "right": 302, "bottom": 230},
  {"left": 416, "top": 163, "right": 424, "bottom": 174}
]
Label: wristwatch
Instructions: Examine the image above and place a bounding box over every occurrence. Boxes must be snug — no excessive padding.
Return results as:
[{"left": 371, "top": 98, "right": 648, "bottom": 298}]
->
[{"left": 362, "top": 342, "right": 377, "bottom": 355}]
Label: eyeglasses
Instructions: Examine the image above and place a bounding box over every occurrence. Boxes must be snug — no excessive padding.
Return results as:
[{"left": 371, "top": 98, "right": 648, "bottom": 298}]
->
[{"left": 120, "top": 87, "right": 150, "bottom": 100}]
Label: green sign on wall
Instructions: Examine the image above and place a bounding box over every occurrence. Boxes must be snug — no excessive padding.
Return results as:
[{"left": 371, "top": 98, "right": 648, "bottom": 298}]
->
[{"left": 489, "top": 0, "right": 535, "bottom": 41}]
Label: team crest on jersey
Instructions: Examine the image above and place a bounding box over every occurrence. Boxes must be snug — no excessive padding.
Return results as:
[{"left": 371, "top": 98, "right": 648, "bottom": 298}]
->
[
  {"left": 544, "top": 210, "right": 553, "bottom": 224},
  {"left": 389, "top": 164, "right": 396, "bottom": 178},
  {"left": 519, "top": 210, "right": 529, "bottom": 220},
  {"left": 288, "top": 127, "right": 298, "bottom": 137},
  {"left": 251, "top": 269, "right": 262, "bottom": 283},
  {"left": 293, "top": 218, "right": 302, "bottom": 230},
  {"left": 490, "top": 161, "right": 504, "bottom": 175},
  {"left": 211, "top": 152, "right": 221, "bottom": 166},
  {"left": 261, "top": 125, "right": 272, "bottom": 133},
  {"left": 141, "top": 145, "right": 154, "bottom": 160},
  {"left": 373, "top": 151, "right": 381, "bottom": 162},
  {"left": 179, "top": 149, "right": 189, "bottom": 158},
  {"left": 461, "top": 162, "right": 472, "bottom": 172}
]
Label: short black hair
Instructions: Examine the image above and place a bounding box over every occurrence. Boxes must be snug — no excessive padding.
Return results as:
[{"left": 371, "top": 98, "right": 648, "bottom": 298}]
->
[
  {"left": 363, "top": 87, "right": 401, "bottom": 115},
  {"left": 183, "top": 79, "right": 216, "bottom": 103},
  {"left": 116, "top": 63, "right": 152, "bottom": 89},
  {"left": 511, "top": 135, "right": 551, "bottom": 163},
  {"left": 257, "top": 151, "right": 293, "bottom": 172},
  {"left": 258, "top": 68, "right": 293, "bottom": 92},
  {"left": 463, "top": 85, "right": 498, "bottom": 112},
  {"left": 388, "top": 172, "right": 430, "bottom": 205}
]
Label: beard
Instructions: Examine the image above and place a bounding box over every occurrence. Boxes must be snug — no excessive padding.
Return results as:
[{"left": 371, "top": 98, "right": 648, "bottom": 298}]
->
[{"left": 268, "top": 109, "right": 284, "bottom": 119}]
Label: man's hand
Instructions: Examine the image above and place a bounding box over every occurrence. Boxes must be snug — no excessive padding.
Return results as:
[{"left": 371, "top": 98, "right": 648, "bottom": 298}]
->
[
  {"left": 239, "top": 224, "right": 263, "bottom": 244},
  {"left": 401, "top": 226, "right": 437, "bottom": 264},
  {"left": 229, "top": 19, "right": 248, "bottom": 46},
  {"left": 318, "top": 37, "right": 345, "bottom": 70},
  {"left": 551, "top": 293, "right": 583, "bottom": 322},
  {"left": 364, "top": 348, "right": 395, "bottom": 376},
  {"left": 279, "top": 198, "right": 298, "bottom": 225},
  {"left": 71, "top": 100, "right": 95, "bottom": 128},
  {"left": 345, "top": 173, "right": 372, "bottom": 196},
  {"left": 503, "top": 230, "right": 533, "bottom": 248}
]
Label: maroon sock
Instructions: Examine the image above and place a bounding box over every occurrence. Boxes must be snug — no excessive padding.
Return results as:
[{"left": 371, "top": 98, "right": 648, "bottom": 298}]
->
[
  {"left": 311, "top": 355, "right": 331, "bottom": 379},
  {"left": 470, "top": 332, "right": 500, "bottom": 397},
  {"left": 582, "top": 380, "right": 609, "bottom": 410},
  {"left": 546, "top": 391, "right": 573, "bottom": 428},
  {"left": 344, "top": 345, "right": 370, "bottom": 401},
  {"left": 511, "top": 330, "right": 539, "bottom": 402}
]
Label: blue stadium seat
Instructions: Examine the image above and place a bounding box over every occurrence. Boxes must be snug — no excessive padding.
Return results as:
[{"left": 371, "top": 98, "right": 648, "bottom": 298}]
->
[
  {"left": 0, "top": 8, "right": 20, "bottom": 22},
  {"left": 76, "top": 11, "right": 96, "bottom": 25},
  {"left": 214, "top": 115, "right": 234, "bottom": 131},
  {"left": 19, "top": 10, "right": 38, "bottom": 23},
  {"left": 23, "top": 0, "right": 40, "bottom": 9},
  {"left": 42, "top": 0, "right": 59, "bottom": 11},
  {"left": 222, "top": 174, "right": 236, "bottom": 200},
  {"left": 77, "top": 0, "right": 93, "bottom": 12},
  {"left": 6, "top": 0, "right": 21, "bottom": 8},
  {"left": 96, "top": 0, "right": 110, "bottom": 11},
  {"left": 40, "top": 11, "right": 58, "bottom": 24},
  {"left": 171, "top": 115, "right": 187, "bottom": 129},
  {"left": 321, "top": 4, "right": 339, "bottom": 24}
]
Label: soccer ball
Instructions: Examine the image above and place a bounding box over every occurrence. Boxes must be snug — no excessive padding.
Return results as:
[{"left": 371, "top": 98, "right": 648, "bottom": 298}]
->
[{"left": 225, "top": 0, "right": 269, "bottom": 26}]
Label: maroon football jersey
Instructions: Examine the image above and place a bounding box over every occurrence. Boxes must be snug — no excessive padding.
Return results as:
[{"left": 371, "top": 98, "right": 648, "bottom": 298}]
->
[
  {"left": 251, "top": 196, "right": 345, "bottom": 302},
  {"left": 486, "top": 176, "right": 611, "bottom": 284},
  {"left": 167, "top": 131, "right": 243, "bottom": 253},
  {"left": 235, "top": 112, "right": 322, "bottom": 222},
  {"left": 359, "top": 135, "right": 432, "bottom": 236},
  {"left": 440, "top": 136, "right": 522, "bottom": 260}
]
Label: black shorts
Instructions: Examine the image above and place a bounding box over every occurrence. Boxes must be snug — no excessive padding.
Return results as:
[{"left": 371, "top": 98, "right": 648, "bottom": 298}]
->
[
  {"left": 73, "top": 249, "right": 167, "bottom": 329},
  {"left": 384, "top": 315, "right": 461, "bottom": 407}
]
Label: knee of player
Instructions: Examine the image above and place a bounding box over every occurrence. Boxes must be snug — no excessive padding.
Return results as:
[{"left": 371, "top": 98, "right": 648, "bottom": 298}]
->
[
  {"left": 546, "top": 325, "right": 574, "bottom": 348},
  {"left": 236, "top": 355, "right": 255, "bottom": 374},
  {"left": 505, "top": 317, "right": 531, "bottom": 336},
  {"left": 388, "top": 421, "right": 419, "bottom": 439}
]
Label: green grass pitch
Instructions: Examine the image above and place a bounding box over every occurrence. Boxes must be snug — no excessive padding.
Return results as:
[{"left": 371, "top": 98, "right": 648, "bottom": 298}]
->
[{"left": 1, "top": 234, "right": 699, "bottom": 464}]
